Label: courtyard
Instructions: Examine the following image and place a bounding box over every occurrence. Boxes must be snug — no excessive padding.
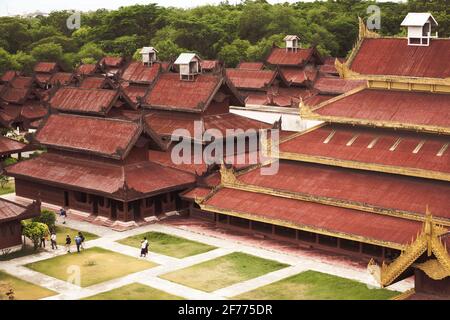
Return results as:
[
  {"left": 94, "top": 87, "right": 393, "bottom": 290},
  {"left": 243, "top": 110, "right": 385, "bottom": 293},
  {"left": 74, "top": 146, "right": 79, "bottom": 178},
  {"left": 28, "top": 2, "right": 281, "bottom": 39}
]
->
[{"left": 0, "top": 214, "right": 410, "bottom": 300}]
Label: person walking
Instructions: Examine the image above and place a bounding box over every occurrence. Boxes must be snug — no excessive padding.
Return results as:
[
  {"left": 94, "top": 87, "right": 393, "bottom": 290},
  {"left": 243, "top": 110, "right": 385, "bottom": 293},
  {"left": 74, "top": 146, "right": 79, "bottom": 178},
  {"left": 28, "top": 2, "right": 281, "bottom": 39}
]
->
[
  {"left": 65, "top": 235, "right": 71, "bottom": 253},
  {"left": 59, "top": 207, "right": 67, "bottom": 224},
  {"left": 74, "top": 235, "right": 82, "bottom": 253},
  {"left": 78, "top": 232, "right": 85, "bottom": 250},
  {"left": 140, "top": 237, "right": 148, "bottom": 257},
  {"left": 50, "top": 232, "right": 58, "bottom": 250}
]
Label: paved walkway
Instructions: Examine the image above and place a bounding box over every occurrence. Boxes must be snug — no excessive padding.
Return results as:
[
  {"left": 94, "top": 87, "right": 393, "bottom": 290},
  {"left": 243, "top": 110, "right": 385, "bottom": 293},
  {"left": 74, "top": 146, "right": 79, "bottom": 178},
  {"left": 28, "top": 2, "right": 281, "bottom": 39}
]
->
[{"left": 0, "top": 214, "right": 413, "bottom": 300}]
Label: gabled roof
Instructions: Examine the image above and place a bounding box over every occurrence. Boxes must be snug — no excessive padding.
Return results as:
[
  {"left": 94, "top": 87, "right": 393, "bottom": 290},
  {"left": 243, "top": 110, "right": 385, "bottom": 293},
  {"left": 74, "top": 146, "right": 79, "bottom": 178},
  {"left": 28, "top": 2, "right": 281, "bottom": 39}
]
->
[
  {"left": 200, "top": 60, "right": 219, "bottom": 71},
  {"left": 100, "top": 56, "right": 125, "bottom": 67},
  {"left": 34, "top": 62, "right": 58, "bottom": 73},
  {"left": 6, "top": 153, "right": 195, "bottom": 201},
  {"left": 349, "top": 38, "right": 450, "bottom": 78},
  {"left": 48, "top": 72, "right": 74, "bottom": 86},
  {"left": 10, "top": 76, "right": 33, "bottom": 89},
  {"left": 401, "top": 13, "right": 437, "bottom": 27},
  {"left": 0, "top": 135, "right": 28, "bottom": 156},
  {"left": 79, "top": 76, "right": 114, "bottom": 89},
  {"left": 174, "top": 53, "right": 201, "bottom": 65},
  {"left": 0, "top": 198, "right": 40, "bottom": 223},
  {"left": 121, "top": 83, "right": 148, "bottom": 104},
  {"left": 226, "top": 68, "right": 278, "bottom": 91},
  {"left": 49, "top": 87, "right": 120, "bottom": 115},
  {"left": 121, "top": 61, "right": 160, "bottom": 84},
  {"left": 266, "top": 47, "right": 323, "bottom": 66},
  {"left": 75, "top": 64, "right": 99, "bottom": 76},
  {"left": 279, "top": 67, "right": 318, "bottom": 86},
  {"left": 142, "top": 73, "right": 243, "bottom": 112},
  {"left": 140, "top": 47, "right": 157, "bottom": 54},
  {"left": 35, "top": 113, "right": 142, "bottom": 159},
  {"left": 303, "top": 87, "right": 450, "bottom": 134},
  {"left": 237, "top": 62, "right": 264, "bottom": 70}
]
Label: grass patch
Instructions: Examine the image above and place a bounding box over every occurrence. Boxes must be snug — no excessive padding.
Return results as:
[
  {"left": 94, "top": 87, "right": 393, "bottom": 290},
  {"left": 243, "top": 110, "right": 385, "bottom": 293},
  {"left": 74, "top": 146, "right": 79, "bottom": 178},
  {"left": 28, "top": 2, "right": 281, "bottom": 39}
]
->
[
  {"left": 118, "top": 231, "right": 216, "bottom": 258},
  {"left": 235, "top": 270, "right": 400, "bottom": 300},
  {"left": 160, "top": 252, "right": 288, "bottom": 292},
  {"left": 0, "top": 270, "right": 56, "bottom": 300},
  {"left": 54, "top": 226, "right": 98, "bottom": 246},
  {"left": 83, "top": 282, "right": 183, "bottom": 300},
  {"left": 0, "top": 181, "right": 15, "bottom": 195},
  {"left": 25, "top": 247, "right": 157, "bottom": 287}
]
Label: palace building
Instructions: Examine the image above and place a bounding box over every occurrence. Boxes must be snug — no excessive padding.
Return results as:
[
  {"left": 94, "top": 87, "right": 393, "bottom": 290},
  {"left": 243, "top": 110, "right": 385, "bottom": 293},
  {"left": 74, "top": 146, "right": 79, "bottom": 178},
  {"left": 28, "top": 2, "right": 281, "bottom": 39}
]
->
[{"left": 192, "top": 14, "right": 450, "bottom": 296}]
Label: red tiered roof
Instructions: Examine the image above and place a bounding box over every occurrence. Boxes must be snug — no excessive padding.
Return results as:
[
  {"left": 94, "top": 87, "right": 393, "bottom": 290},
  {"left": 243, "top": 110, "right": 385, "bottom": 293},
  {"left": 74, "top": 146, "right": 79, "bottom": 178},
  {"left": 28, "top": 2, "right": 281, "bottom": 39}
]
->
[
  {"left": 79, "top": 77, "right": 109, "bottom": 89},
  {"left": 204, "top": 187, "right": 422, "bottom": 247},
  {"left": 237, "top": 62, "right": 264, "bottom": 70},
  {"left": 0, "top": 198, "right": 39, "bottom": 223},
  {"left": 6, "top": 153, "right": 195, "bottom": 201},
  {"left": 1, "top": 70, "right": 19, "bottom": 83},
  {"left": 226, "top": 68, "right": 277, "bottom": 90},
  {"left": 36, "top": 114, "right": 141, "bottom": 159},
  {"left": 279, "top": 124, "right": 450, "bottom": 180},
  {"left": 311, "top": 88, "right": 450, "bottom": 131},
  {"left": 1, "top": 88, "right": 30, "bottom": 104},
  {"left": 100, "top": 56, "right": 124, "bottom": 67},
  {"left": 48, "top": 72, "right": 73, "bottom": 86},
  {"left": 121, "top": 61, "right": 160, "bottom": 84},
  {"left": 237, "top": 160, "right": 450, "bottom": 221},
  {"left": 10, "top": 76, "right": 33, "bottom": 89},
  {"left": 350, "top": 38, "right": 450, "bottom": 78},
  {"left": 266, "top": 47, "right": 317, "bottom": 66},
  {"left": 279, "top": 67, "right": 317, "bottom": 85},
  {"left": 200, "top": 60, "right": 219, "bottom": 71},
  {"left": 49, "top": 87, "right": 119, "bottom": 115},
  {"left": 121, "top": 83, "right": 148, "bottom": 104}
]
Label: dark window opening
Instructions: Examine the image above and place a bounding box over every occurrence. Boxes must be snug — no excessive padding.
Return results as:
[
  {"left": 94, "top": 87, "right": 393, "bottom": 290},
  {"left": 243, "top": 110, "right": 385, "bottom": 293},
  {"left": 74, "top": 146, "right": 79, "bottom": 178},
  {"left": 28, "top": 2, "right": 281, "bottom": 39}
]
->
[
  {"left": 274, "top": 226, "right": 296, "bottom": 239},
  {"left": 318, "top": 235, "right": 338, "bottom": 247},
  {"left": 251, "top": 221, "right": 272, "bottom": 234}
]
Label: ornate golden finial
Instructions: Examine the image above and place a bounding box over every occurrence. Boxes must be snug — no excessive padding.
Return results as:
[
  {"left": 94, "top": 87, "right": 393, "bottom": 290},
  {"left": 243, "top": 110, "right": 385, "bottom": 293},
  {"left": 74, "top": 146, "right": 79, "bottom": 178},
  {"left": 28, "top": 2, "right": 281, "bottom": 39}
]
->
[
  {"left": 219, "top": 164, "right": 237, "bottom": 186},
  {"left": 425, "top": 205, "right": 434, "bottom": 256},
  {"left": 358, "top": 16, "right": 380, "bottom": 40}
]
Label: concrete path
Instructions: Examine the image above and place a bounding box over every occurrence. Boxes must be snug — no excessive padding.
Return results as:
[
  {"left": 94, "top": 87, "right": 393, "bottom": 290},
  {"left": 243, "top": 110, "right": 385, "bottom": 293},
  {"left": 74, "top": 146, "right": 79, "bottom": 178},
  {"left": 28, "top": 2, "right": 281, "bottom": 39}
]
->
[{"left": 0, "top": 213, "right": 413, "bottom": 300}]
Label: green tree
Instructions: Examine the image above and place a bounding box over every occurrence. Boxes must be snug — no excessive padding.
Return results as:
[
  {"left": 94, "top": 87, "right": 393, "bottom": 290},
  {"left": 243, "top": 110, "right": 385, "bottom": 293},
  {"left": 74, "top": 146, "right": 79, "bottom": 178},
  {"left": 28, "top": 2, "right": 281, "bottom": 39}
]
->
[
  {"left": 0, "top": 48, "right": 18, "bottom": 73},
  {"left": 32, "top": 210, "right": 56, "bottom": 231},
  {"left": 30, "top": 43, "right": 63, "bottom": 63},
  {"left": 12, "top": 51, "right": 36, "bottom": 75},
  {"left": 77, "top": 43, "right": 105, "bottom": 62},
  {"left": 22, "top": 221, "right": 49, "bottom": 250}
]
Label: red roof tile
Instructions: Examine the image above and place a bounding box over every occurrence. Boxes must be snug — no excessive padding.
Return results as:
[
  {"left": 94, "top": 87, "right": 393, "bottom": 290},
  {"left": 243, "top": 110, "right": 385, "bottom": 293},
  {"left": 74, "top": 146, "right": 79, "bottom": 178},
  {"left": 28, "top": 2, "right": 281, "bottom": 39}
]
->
[
  {"left": 149, "top": 149, "right": 208, "bottom": 175},
  {"left": 1, "top": 87, "right": 30, "bottom": 104},
  {"left": 143, "top": 73, "right": 222, "bottom": 111},
  {"left": 79, "top": 77, "right": 109, "bottom": 89},
  {"left": 0, "top": 198, "right": 37, "bottom": 222},
  {"left": 36, "top": 114, "right": 141, "bottom": 159},
  {"left": 122, "top": 83, "right": 148, "bottom": 104},
  {"left": 237, "top": 62, "right": 264, "bottom": 70},
  {"left": 266, "top": 47, "right": 315, "bottom": 66},
  {"left": 181, "top": 187, "right": 212, "bottom": 200},
  {"left": 10, "top": 76, "right": 33, "bottom": 89},
  {"left": 350, "top": 38, "right": 450, "bottom": 78},
  {"left": 303, "top": 94, "right": 333, "bottom": 106},
  {"left": 0, "top": 136, "right": 27, "bottom": 156},
  {"left": 35, "top": 74, "right": 52, "bottom": 84},
  {"left": 200, "top": 60, "right": 219, "bottom": 70},
  {"left": 49, "top": 87, "right": 118, "bottom": 115},
  {"left": 1, "top": 70, "right": 19, "bottom": 83},
  {"left": 204, "top": 187, "right": 422, "bottom": 246},
  {"left": 279, "top": 67, "right": 318, "bottom": 85},
  {"left": 313, "top": 76, "right": 365, "bottom": 94},
  {"left": 144, "top": 111, "right": 270, "bottom": 139},
  {"left": 226, "top": 68, "right": 277, "bottom": 90},
  {"left": 312, "top": 88, "right": 450, "bottom": 130},
  {"left": 34, "top": 62, "right": 58, "bottom": 73},
  {"left": 76, "top": 64, "right": 98, "bottom": 76},
  {"left": 7, "top": 153, "right": 195, "bottom": 200},
  {"left": 49, "top": 72, "right": 73, "bottom": 86},
  {"left": 280, "top": 124, "right": 450, "bottom": 181},
  {"left": 121, "top": 61, "right": 160, "bottom": 84},
  {"left": 239, "top": 160, "right": 450, "bottom": 221},
  {"left": 101, "top": 56, "right": 124, "bottom": 67}
]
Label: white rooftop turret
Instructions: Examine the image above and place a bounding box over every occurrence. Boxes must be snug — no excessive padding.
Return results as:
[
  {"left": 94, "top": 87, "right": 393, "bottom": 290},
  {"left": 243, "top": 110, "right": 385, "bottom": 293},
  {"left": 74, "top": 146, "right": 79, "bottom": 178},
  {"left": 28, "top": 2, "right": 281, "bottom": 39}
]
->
[
  {"left": 140, "top": 47, "right": 158, "bottom": 65},
  {"left": 174, "top": 53, "right": 202, "bottom": 81},
  {"left": 401, "top": 13, "right": 438, "bottom": 46},
  {"left": 284, "top": 35, "right": 300, "bottom": 51}
]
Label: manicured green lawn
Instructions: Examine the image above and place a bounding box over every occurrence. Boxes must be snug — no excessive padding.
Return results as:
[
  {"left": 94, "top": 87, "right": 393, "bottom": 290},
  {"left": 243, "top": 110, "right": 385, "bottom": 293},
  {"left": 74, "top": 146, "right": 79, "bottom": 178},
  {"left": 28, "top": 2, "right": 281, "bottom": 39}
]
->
[
  {"left": 25, "top": 247, "right": 157, "bottom": 287},
  {"left": 160, "top": 252, "right": 289, "bottom": 292},
  {"left": 118, "top": 231, "right": 216, "bottom": 258},
  {"left": 235, "top": 270, "right": 400, "bottom": 300},
  {"left": 54, "top": 226, "right": 98, "bottom": 246},
  {"left": 83, "top": 282, "right": 183, "bottom": 300},
  {"left": 0, "top": 181, "right": 15, "bottom": 195},
  {"left": 0, "top": 270, "right": 56, "bottom": 300},
  {"left": 0, "top": 244, "right": 43, "bottom": 261}
]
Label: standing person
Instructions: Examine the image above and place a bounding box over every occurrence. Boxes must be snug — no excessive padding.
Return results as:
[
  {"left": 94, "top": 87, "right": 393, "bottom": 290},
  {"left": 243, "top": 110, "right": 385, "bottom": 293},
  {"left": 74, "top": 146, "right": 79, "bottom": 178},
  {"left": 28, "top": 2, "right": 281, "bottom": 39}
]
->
[
  {"left": 40, "top": 234, "right": 46, "bottom": 248},
  {"left": 59, "top": 207, "right": 67, "bottom": 224},
  {"left": 140, "top": 237, "right": 148, "bottom": 257},
  {"left": 78, "top": 232, "right": 85, "bottom": 250},
  {"left": 74, "top": 235, "right": 82, "bottom": 253},
  {"left": 50, "top": 232, "right": 58, "bottom": 250},
  {"left": 65, "top": 235, "right": 71, "bottom": 253}
]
